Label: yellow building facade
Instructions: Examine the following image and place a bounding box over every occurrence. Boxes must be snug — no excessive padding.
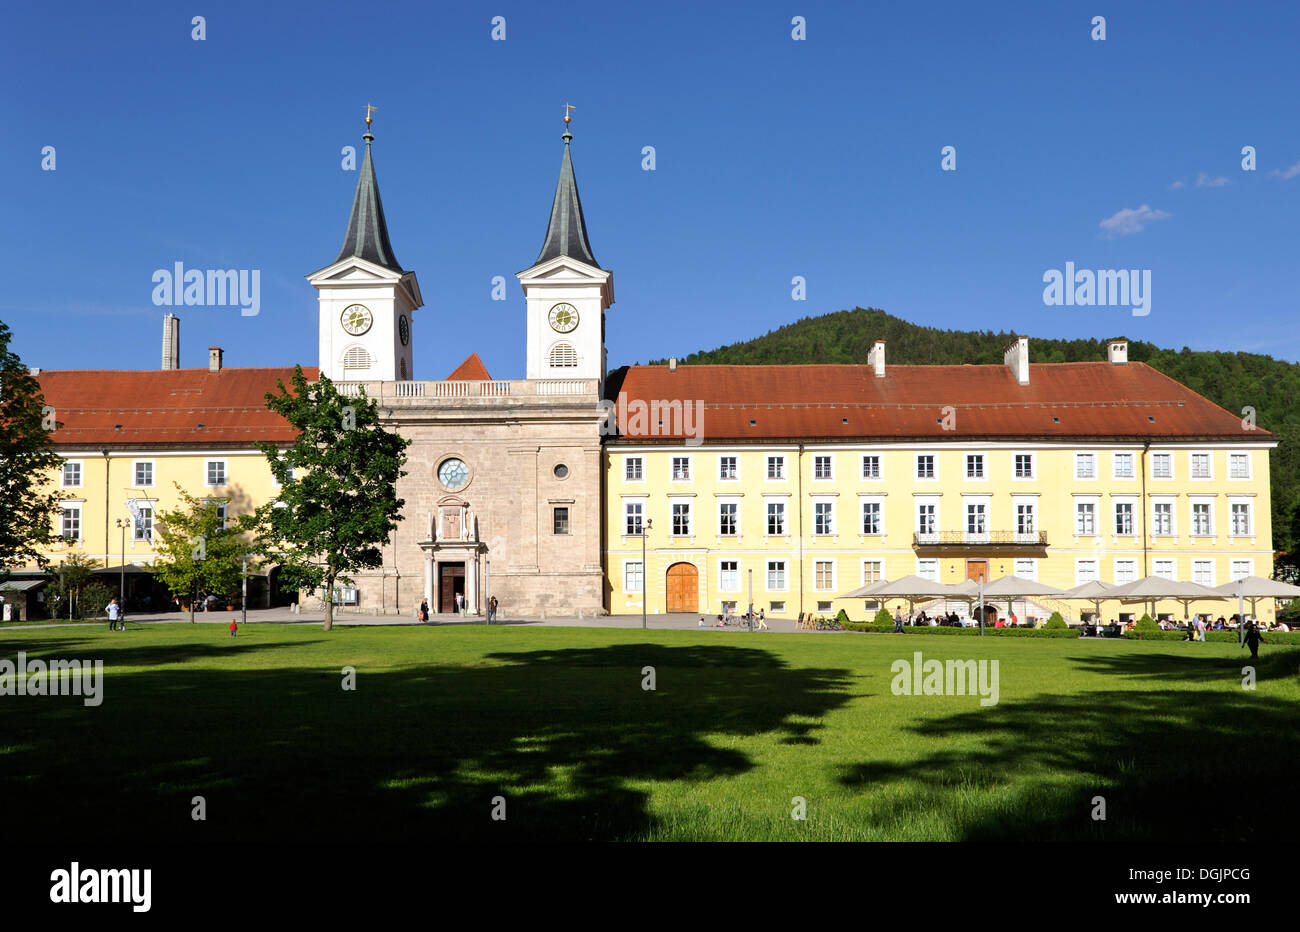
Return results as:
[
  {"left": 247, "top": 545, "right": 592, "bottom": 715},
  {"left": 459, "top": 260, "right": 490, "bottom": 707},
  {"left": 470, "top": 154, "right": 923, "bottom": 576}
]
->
[{"left": 605, "top": 343, "right": 1277, "bottom": 624}]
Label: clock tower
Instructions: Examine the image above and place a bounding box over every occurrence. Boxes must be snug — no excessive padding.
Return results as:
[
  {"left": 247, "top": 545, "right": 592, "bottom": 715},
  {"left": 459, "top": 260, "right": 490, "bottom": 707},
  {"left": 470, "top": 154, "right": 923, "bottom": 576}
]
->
[
  {"left": 309, "top": 118, "right": 422, "bottom": 382},
  {"left": 517, "top": 117, "right": 613, "bottom": 388}
]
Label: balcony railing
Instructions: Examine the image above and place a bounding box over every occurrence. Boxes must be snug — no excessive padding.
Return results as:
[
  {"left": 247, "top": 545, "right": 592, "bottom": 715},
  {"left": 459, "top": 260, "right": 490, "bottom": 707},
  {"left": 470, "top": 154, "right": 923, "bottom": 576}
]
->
[
  {"left": 334, "top": 378, "right": 597, "bottom": 400},
  {"left": 914, "top": 531, "right": 1048, "bottom": 547}
]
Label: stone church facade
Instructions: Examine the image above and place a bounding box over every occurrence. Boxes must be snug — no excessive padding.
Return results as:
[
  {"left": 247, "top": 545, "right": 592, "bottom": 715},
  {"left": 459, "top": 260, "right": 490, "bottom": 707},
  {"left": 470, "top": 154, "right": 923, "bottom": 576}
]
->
[{"left": 310, "top": 120, "right": 610, "bottom": 617}]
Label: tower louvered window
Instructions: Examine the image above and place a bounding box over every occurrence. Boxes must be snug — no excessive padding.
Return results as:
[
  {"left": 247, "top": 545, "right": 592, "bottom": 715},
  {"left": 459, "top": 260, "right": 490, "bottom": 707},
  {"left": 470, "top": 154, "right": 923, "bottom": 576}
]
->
[
  {"left": 549, "top": 343, "right": 578, "bottom": 367},
  {"left": 343, "top": 347, "right": 371, "bottom": 370}
]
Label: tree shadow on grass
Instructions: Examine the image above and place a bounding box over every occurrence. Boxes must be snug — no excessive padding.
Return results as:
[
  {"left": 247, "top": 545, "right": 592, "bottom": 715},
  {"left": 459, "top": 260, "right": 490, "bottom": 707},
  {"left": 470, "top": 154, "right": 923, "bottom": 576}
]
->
[
  {"left": 839, "top": 648, "right": 1300, "bottom": 841},
  {"left": 0, "top": 642, "right": 852, "bottom": 842}
]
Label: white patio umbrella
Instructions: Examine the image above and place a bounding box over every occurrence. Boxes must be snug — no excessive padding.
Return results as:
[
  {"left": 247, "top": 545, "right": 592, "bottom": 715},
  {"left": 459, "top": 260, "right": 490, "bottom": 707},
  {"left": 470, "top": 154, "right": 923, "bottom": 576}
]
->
[
  {"left": 1212, "top": 575, "right": 1300, "bottom": 622},
  {"left": 1108, "top": 576, "right": 1226, "bottom": 620},
  {"left": 861, "top": 574, "right": 963, "bottom": 619},
  {"left": 980, "top": 575, "right": 1068, "bottom": 624},
  {"left": 1061, "top": 580, "right": 1119, "bottom": 622},
  {"left": 834, "top": 579, "right": 891, "bottom": 600}
]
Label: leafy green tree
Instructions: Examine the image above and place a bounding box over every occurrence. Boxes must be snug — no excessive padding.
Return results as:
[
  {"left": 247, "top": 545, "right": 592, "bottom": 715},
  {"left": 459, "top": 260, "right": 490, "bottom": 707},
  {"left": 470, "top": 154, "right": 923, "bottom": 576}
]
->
[
  {"left": 0, "top": 320, "right": 62, "bottom": 578},
  {"left": 45, "top": 554, "right": 103, "bottom": 620},
  {"left": 243, "top": 366, "right": 408, "bottom": 631},
  {"left": 154, "top": 484, "right": 246, "bottom": 623}
]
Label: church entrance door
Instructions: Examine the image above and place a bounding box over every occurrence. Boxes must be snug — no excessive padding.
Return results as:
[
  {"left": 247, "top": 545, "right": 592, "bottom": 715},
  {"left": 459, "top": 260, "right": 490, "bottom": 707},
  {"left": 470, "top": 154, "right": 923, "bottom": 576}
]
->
[{"left": 439, "top": 562, "right": 466, "bottom": 613}]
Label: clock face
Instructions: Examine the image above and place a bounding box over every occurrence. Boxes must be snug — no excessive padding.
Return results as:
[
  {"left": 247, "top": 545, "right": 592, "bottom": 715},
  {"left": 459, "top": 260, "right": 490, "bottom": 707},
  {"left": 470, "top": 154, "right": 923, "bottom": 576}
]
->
[
  {"left": 438, "top": 458, "right": 469, "bottom": 490},
  {"left": 341, "top": 304, "right": 373, "bottom": 336},
  {"left": 549, "top": 303, "right": 579, "bottom": 333},
  {"left": 398, "top": 315, "right": 410, "bottom": 346}
]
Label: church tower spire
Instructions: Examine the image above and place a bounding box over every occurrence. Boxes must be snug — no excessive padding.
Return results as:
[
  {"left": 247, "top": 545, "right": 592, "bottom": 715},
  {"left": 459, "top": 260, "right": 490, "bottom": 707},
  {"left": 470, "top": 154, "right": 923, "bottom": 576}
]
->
[
  {"left": 534, "top": 107, "right": 600, "bottom": 269},
  {"left": 309, "top": 107, "right": 422, "bottom": 383},
  {"left": 335, "top": 107, "right": 403, "bottom": 273},
  {"left": 518, "top": 107, "right": 613, "bottom": 388}
]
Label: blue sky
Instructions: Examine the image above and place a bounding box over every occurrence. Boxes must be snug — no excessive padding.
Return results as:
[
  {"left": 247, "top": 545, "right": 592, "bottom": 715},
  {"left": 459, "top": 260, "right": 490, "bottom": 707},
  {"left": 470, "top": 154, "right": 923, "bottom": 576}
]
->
[{"left": 3, "top": 0, "right": 1299, "bottom": 377}]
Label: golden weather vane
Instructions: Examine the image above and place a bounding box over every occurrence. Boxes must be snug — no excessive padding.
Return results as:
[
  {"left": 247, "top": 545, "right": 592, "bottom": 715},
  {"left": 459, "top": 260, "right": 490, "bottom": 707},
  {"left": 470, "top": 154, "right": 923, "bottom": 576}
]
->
[
  {"left": 365, "top": 104, "right": 378, "bottom": 126},
  {"left": 563, "top": 103, "right": 575, "bottom": 125}
]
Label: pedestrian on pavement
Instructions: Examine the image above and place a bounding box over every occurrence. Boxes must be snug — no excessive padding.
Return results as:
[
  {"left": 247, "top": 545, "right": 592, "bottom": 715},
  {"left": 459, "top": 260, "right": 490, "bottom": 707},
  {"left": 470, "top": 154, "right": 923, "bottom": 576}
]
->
[
  {"left": 419, "top": 599, "right": 429, "bottom": 623},
  {"left": 757, "top": 609, "right": 768, "bottom": 631}
]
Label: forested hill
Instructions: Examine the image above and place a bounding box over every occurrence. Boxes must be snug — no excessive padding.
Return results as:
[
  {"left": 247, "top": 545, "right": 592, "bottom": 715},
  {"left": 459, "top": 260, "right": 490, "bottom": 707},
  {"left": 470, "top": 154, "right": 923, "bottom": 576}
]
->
[{"left": 655, "top": 307, "right": 1300, "bottom": 566}]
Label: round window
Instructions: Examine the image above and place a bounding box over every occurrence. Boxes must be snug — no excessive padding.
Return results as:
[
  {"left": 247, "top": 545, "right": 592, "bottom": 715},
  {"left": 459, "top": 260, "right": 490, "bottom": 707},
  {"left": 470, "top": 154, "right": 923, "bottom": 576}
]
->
[
  {"left": 438, "top": 458, "right": 469, "bottom": 490},
  {"left": 553, "top": 464, "right": 569, "bottom": 479}
]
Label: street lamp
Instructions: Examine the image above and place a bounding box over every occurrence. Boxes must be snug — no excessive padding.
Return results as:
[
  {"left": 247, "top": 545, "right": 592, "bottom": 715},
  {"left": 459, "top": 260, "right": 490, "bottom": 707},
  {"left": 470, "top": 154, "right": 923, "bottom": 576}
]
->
[
  {"left": 641, "top": 517, "right": 653, "bottom": 629},
  {"left": 114, "top": 518, "right": 128, "bottom": 608}
]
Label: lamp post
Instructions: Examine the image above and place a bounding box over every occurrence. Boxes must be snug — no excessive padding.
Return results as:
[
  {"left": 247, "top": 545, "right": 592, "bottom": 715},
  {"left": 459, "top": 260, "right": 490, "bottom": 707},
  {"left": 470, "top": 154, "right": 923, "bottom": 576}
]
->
[
  {"left": 641, "top": 517, "right": 653, "bottom": 629},
  {"left": 114, "top": 518, "right": 128, "bottom": 608},
  {"left": 485, "top": 557, "right": 491, "bottom": 625},
  {"left": 241, "top": 555, "right": 250, "bottom": 626}
]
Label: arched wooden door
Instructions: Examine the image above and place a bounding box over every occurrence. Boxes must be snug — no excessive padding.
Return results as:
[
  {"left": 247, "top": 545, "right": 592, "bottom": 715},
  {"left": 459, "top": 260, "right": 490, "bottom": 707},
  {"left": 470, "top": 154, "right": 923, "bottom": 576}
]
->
[{"left": 665, "top": 563, "right": 699, "bottom": 614}]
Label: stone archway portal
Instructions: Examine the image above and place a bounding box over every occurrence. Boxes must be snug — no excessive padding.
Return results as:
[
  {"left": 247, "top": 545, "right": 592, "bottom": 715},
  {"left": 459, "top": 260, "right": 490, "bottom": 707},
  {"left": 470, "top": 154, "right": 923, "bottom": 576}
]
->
[{"left": 665, "top": 562, "right": 698, "bottom": 614}]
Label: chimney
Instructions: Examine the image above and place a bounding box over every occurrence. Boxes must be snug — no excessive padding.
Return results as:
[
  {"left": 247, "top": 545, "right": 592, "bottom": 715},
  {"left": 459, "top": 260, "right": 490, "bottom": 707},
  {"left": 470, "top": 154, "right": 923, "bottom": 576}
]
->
[
  {"left": 668, "top": 357, "right": 677, "bottom": 372},
  {"left": 208, "top": 346, "right": 223, "bottom": 372},
  {"left": 867, "top": 340, "right": 886, "bottom": 378},
  {"left": 1108, "top": 339, "right": 1129, "bottom": 364},
  {"left": 1004, "top": 337, "right": 1029, "bottom": 385},
  {"left": 161, "top": 314, "right": 180, "bottom": 370}
]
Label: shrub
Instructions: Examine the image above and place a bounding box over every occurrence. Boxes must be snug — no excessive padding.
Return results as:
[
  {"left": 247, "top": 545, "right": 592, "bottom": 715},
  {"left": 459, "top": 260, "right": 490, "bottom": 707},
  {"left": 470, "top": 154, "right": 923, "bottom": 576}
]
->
[
  {"left": 1123, "top": 615, "right": 1162, "bottom": 640},
  {"left": 836, "top": 607, "right": 850, "bottom": 625},
  {"left": 871, "top": 608, "right": 895, "bottom": 631},
  {"left": 1045, "top": 612, "right": 1068, "bottom": 630}
]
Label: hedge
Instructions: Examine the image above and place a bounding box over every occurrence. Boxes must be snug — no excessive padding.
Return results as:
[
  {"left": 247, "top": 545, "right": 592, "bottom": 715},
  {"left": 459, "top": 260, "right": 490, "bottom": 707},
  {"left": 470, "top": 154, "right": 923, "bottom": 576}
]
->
[
  {"left": 841, "top": 622, "right": 1079, "bottom": 638},
  {"left": 1123, "top": 628, "right": 1300, "bottom": 644}
]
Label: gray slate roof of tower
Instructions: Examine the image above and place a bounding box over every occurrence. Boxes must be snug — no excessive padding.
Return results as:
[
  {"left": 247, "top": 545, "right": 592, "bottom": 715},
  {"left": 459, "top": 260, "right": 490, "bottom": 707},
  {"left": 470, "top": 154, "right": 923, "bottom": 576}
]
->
[
  {"left": 535, "top": 135, "right": 601, "bottom": 269},
  {"left": 335, "top": 137, "right": 403, "bottom": 273}
]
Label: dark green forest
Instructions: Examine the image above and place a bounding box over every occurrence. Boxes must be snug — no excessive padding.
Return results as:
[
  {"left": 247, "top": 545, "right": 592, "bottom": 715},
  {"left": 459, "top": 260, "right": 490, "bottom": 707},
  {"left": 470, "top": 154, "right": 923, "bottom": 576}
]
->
[{"left": 654, "top": 307, "right": 1300, "bottom": 572}]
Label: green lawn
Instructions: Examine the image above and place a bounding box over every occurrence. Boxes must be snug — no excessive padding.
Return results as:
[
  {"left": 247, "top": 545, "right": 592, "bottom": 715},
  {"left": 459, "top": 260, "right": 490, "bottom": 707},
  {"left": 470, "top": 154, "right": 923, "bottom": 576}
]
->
[{"left": 1, "top": 623, "right": 1295, "bottom": 841}]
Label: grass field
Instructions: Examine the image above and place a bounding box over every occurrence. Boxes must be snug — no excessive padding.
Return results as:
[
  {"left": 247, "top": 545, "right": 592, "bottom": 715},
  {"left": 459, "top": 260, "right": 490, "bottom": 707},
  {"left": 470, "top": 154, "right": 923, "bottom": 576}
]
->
[{"left": 1, "top": 623, "right": 1296, "bottom": 842}]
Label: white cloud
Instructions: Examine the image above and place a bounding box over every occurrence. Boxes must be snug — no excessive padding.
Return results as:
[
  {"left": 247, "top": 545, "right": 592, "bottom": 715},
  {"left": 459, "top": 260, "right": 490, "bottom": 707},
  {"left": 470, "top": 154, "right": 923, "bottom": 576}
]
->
[
  {"left": 1196, "top": 172, "right": 1230, "bottom": 187},
  {"left": 1099, "top": 204, "right": 1171, "bottom": 237},
  {"left": 1169, "top": 179, "right": 1186, "bottom": 189},
  {"left": 1269, "top": 160, "right": 1300, "bottom": 180}
]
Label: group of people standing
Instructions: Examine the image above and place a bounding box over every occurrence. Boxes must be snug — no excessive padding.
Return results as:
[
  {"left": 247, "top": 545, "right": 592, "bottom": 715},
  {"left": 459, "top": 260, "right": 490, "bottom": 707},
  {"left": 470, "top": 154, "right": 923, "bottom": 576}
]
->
[{"left": 416, "top": 594, "right": 499, "bottom": 623}]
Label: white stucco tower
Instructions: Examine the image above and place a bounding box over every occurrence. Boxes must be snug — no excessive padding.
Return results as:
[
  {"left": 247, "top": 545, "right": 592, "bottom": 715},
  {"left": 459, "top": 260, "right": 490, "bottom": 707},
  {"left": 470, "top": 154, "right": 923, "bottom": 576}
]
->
[
  {"left": 309, "top": 122, "right": 422, "bottom": 382},
  {"left": 517, "top": 120, "right": 613, "bottom": 389}
]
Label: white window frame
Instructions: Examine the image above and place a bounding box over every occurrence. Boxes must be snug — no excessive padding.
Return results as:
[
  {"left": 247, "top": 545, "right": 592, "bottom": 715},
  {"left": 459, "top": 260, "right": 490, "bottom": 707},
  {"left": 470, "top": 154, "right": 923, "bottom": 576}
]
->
[
  {"left": 60, "top": 460, "right": 83, "bottom": 488},
  {"left": 859, "top": 495, "right": 885, "bottom": 537},
  {"left": 669, "top": 499, "right": 693, "bottom": 537},
  {"left": 766, "top": 455, "right": 786, "bottom": 481},
  {"left": 965, "top": 453, "right": 986, "bottom": 481},
  {"left": 1013, "top": 452, "right": 1036, "bottom": 480},
  {"left": 1112, "top": 496, "right": 1138, "bottom": 537},
  {"left": 1189, "top": 498, "right": 1214, "bottom": 538},
  {"left": 718, "top": 560, "right": 740, "bottom": 593},
  {"left": 1151, "top": 497, "right": 1176, "bottom": 538},
  {"left": 59, "top": 502, "right": 82, "bottom": 541},
  {"left": 1151, "top": 452, "right": 1174, "bottom": 480},
  {"left": 1228, "top": 452, "right": 1251, "bottom": 481},
  {"left": 860, "top": 453, "right": 882, "bottom": 480},
  {"left": 1112, "top": 452, "right": 1135, "bottom": 480},
  {"left": 132, "top": 459, "right": 155, "bottom": 488},
  {"left": 861, "top": 559, "right": 883, "bottom": 587},
  {"left": 915, "top": 454, "right": 937, "bottom": 480},
  {"left": 813, "top": 454, "right": 834, "bottom": 481},
  {"left": 813, "top": 497, "right": 836, "bottom": 537},
  {"left": 1230, "top": 559, "right": 1253, "bottom": 581},
  {"left": 670, "top": 455, "right": 692, "bottom": 482},
  {"left": 1075, "top": 559, "right": 1099, "bottom": 586},
  {"left": 624, "top": 456, "right": 644, "bottom": 482},
  {"left": 717, "top": 498, "right": 741, "bottom": 538},
  {"left": 717, "top": 454, "right": 739, "bottom": 482},
  {"left": 1013, "top": 496, "right": 1037, "bottom": 540},
  {"left": 623, "top": 498, "right": 645, "bottom": 537},
  {"left": 1191, "top": 559, "right": 1215, "bottom": 588},
  {"left": 963, "top": 495, "right": 990, "bottom": 542},
  {"left": 765, "top": 498, "right": 788, "bottom": 537},
  {"left": 1074, "top": 496, "right": 1099, "bottom": 537},
  {"left": 814, "top": 560, "right": 836, "bottom": 592},
  {"left": 133, "top": 505, "right": 154, "bottom": 542},
  {"left": 1013, "top": 558, "right": 1037, "bottom": 582},
  {"left": 205, "top": 459, "right": 228, "bottom": 488},
  {"left": 766, "top": 560, "right": 788, "bottom": 592},
  {"left": 1074, "top": 451, "right": 1097, "bottom": 481},
  {"left": 916, "top": 558, "right": 939, "bottom": 582},
  {"left": 1153, "top": 558, "right": 1177, "bottom": 581},
  {"left": 1228, "top": 498, "right": 1253, "bottom": 538},
  {"left": 624, "top": 560, "right": 644, "bottom": 594},
  {"left": 1189, "top": 451, "right": 1213, "bottom": 481},
  {"left": 915, "top": 496, "right": 939, "bottom": 541},
  {"left": 1113, "top": 558, "right": 1138, "bottom": 586}
]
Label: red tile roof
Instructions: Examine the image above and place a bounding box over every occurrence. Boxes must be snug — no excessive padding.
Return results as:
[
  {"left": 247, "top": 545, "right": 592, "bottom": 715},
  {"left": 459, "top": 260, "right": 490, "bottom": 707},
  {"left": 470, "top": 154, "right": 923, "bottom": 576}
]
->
[
  {"left": 446, "top": 353, "right": 491, "bottom": 381},
  {"left": 606, "top": 362, "right": 1273, "bottom": 442},
  {"left": 36, "top": 367, "right": 318, "bottom": 447}
]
